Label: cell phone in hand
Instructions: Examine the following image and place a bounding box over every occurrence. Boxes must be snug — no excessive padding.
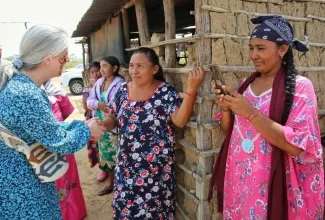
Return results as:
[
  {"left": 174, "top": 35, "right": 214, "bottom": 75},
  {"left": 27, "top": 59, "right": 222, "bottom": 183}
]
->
[
  {"left": 213, "top": 80, "right": 229, "bottom": 95},
  {"left": 82, "top": 91, "right": 89, "bottom": 99}
]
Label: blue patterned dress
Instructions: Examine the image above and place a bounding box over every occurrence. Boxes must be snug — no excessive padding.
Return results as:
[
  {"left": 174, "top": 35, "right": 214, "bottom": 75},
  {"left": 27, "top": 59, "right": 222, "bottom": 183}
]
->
[
  {"left": 0, "top": 74, "right": 91, "bottom": 220},
  {"left": 108, "top": 82, "right": 182, "bottom": 220}
]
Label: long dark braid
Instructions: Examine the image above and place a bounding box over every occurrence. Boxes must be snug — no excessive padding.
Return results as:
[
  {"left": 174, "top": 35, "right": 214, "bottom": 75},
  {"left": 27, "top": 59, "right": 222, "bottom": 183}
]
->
[{"left": 282, "top": 47, "right": 298, "bottom": 124}]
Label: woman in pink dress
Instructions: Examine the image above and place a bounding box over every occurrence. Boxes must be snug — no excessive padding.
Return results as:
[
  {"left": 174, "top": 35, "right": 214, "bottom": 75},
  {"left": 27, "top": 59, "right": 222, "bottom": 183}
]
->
[
  {"left": 44, "top": 80, "right": 87, "bottom": 220},
  {"left": 209, "top": 16, "right": 324, "bottom": 219}
]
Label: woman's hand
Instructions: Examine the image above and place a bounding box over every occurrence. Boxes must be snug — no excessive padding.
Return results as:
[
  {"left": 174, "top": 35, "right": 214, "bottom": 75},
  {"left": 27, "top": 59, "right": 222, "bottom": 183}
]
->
[
  {"left": 186, "top": 67, "right": 205, "bottom": 94},
  {"left": 102, "top": 110, "right": 116, "bottom": 131},
  {"left": 86, "top": 118, "right": 106, "bottom": 139},
  {"left": 211, "top": 80, "right": 230, "bottom": 112},
  {"left": 222, "top": 86, "right": 255, "bottom": 118},
  {"left": 98, "top": 102, "right": 109, "bottom": 113}
]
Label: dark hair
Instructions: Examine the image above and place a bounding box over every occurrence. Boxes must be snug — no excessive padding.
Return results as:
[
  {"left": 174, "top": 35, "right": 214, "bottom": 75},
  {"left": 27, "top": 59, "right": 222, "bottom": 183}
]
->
[
  {"left": 101, "top": 56, "right": 122, "bottom": 77},
  {"left": 282, "top": 47, "right": 298, "bottom": 124},
  {"left": 89, "top": 61, "right": 100, "bottom": 70},
  {"left": 131, "top": 47, "right": 166, "bottom": 82}
]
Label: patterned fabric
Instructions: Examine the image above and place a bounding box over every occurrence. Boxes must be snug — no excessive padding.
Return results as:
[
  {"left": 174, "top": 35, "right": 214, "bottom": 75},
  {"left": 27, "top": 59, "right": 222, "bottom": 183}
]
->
[
  {"left": 0, "top": 123, "right": 69, "bottom": 183},
  {"left": 109, "top": 82, "right": 182, "bottom": 220},
  {"left": 83, "top": 83, "right": 99, "bottom": 167},
  {"left": 0, "top": 73, "right": 91, "bottom": 220},
  {"left": 43, "top": 79, "right": 66, "bottom": 104},
  {"left": 250, "top": 16, "right": 308, "bottom": 52},
  {"left": 97, "top": 90, "right": 117, "bottom": 173},
  {"left": 83, "top": 83, "right": 95, "bottom": 119},
  {"left": 223, "top": 76, "right": 324, "bottom": 219},
  {"left": 56, "top": 154, "right": 87, "bottom": 220},
  {"left": 50, "top": 94, "right": 87, "bottom": 220}
]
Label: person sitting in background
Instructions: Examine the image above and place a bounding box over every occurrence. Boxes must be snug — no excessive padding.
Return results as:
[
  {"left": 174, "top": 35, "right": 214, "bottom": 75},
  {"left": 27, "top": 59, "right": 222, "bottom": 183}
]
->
[
  {"left": 87, "top": 56, "right": 124, "bottom": 196},
  {"left": 0, "top": 24, "right": 105, "bottom": 220},
  {"left": 44, "top": 79, "right": 87, "bottom": 220},
  {"left": 82, "top": 61, "right": 101, "bottom": 168}
]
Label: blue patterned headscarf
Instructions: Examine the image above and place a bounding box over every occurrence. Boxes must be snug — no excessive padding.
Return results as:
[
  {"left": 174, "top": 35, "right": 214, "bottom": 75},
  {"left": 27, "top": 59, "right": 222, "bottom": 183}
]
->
[{"left": 250, "top": 16, "right": 308, "bottom": 52}]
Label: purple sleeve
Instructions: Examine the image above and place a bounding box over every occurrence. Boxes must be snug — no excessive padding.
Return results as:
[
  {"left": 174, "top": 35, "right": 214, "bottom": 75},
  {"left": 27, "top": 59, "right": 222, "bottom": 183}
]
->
[
  {"left": 87, "top": 82, "right": 99, "bottom": 110},
  {"left": 108, "top": 80, "right": 124, "bottom": 102}
]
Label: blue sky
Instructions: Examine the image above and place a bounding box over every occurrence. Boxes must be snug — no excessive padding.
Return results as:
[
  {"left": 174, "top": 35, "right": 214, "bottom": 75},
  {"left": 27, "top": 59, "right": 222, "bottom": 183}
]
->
[{"left": 0, "top": 0, "right": 92, "bottom": 58}]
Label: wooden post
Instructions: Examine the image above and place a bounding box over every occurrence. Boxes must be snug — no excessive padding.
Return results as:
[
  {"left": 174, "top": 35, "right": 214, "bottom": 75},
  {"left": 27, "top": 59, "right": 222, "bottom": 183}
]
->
[
  {"left": 121, "top": 8, "right": 130, "bottom": 49},
  {"left": 87, "top": 37, "right": 92, "bottom": 65},
  {"left": 194, "top": 0, "right": 213, "bottom": 219},
  {"left": 135, "top": 0, "right": 150, "bottom": 46},
  {"left": 81, "top": 43, "right": 89, "bottom": 85},
  {"left": 163, "top": 0, "right": 176, "bottom": 83}
]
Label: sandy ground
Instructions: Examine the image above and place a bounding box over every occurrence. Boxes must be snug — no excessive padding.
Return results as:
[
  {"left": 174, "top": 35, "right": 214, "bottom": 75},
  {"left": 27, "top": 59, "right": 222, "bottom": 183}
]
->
[{"left": 52, "top": 77, "right": 113, "bottom": 220}]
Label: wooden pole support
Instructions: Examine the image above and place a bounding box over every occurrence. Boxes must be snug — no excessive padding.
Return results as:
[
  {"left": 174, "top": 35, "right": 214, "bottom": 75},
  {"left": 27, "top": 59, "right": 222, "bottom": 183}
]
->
[{"left": 135, "top": 0, "right": 150, "bottom": 46}]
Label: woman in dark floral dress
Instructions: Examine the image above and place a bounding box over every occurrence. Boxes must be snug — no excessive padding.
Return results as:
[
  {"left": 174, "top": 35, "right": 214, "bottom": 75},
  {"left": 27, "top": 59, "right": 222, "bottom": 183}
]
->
[{"left": 103, "top": 47, "right": 205, "bottom": 219}]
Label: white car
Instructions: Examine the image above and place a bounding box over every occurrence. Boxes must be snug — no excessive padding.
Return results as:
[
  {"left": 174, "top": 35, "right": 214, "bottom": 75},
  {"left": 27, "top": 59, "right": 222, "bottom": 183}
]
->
[{"left": 60, "top": 65, "right": 84, "bottom": 95}]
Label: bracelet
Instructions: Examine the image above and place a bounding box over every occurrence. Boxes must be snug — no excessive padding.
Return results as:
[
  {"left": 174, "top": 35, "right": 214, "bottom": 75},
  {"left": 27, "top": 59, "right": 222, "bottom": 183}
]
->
[
  {"left": 185, "top": 91, "right": 197, "bottom": 98},
  {"left": 221, "top": 108, "right": 230, "bottom": 112},
  {"left": 247, "top": 108, "right": 259, "bottom": 121}
]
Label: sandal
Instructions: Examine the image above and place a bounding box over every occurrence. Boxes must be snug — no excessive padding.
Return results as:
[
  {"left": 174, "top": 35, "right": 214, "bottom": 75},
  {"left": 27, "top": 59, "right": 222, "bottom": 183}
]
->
[{"left": 98, "top": 186, "right": 113, "bottom": 196}]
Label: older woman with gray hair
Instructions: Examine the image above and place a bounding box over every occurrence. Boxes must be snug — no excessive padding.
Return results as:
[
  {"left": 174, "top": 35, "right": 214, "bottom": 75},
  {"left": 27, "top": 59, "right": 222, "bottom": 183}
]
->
[{"left": 0, "top": 24, "right": 105, "bottom": 220}]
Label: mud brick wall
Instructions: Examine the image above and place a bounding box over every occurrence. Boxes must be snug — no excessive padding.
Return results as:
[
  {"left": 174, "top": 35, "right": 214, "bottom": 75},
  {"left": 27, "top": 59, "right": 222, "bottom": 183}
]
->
[
  {"left": 206, "top": 0, "right": 325, "bottom": 219},
  {"left": 120, "top": 1, "right": 324, "bottom": 219}
]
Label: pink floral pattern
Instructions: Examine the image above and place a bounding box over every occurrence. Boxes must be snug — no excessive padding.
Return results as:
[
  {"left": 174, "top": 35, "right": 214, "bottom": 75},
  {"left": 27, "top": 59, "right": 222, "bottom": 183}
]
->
[
  {"left": 108, "top": 82, "right": 181, "bottom": 220},
  {"left": 222, "top": 76, "right": 324, "bottom": 219}
]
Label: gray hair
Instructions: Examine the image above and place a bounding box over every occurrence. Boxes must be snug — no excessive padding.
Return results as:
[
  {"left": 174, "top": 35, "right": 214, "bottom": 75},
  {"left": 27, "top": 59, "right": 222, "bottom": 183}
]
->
[
  {"left": 0, "top": 62, "right": 14, "bottom": 91},
  {"left": 0, "top": 24, "right": 69, "bottom": 91}
]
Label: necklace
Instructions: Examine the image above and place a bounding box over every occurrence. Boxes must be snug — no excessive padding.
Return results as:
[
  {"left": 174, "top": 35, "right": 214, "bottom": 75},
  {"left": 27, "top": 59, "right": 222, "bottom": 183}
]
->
[{"left": 234, "top": 116, "right": 261, "bottom": 153}]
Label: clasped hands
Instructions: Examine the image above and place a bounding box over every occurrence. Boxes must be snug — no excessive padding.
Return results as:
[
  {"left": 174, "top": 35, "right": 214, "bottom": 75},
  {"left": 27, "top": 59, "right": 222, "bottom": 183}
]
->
[{"left": 85, "top": 117, "right": 106, "bottom": 139}]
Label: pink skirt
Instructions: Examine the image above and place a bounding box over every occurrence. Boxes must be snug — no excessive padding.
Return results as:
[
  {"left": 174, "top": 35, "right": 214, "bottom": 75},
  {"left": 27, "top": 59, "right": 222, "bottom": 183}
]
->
[{"left": 55, "top": 155, "right": 87, "bottom": 220}]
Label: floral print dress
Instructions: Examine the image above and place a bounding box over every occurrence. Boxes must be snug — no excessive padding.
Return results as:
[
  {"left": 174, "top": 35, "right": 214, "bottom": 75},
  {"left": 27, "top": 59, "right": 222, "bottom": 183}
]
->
[
  {"left": 222, "top": 76, "right": 324, "bottom": 219},
  {"left": 83, "top": 82, "right": 99, "bottom": 167},
  {"left": 108, "top": 82, "right": 182, "bottom": 220},
  {"left": 96, "top": 90, "right": 117, "bottom": 172}
]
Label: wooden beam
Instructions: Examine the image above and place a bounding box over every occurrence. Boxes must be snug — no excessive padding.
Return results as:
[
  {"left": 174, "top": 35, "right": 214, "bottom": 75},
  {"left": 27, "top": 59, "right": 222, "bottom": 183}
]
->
[
  {"left": 204, "top": 122, "right": 220, "bottom": 130},
  {"left": 186, "top": 121, "right": 198, "bottom": 128},
  {"left": 176, "top": 202, "right": 191, "bottom": 220},
  {"left": 125, "top": 36, "right": 199, "bottom": 51},
  {"left": 135, "top": 0, "right": 150, "bottom": 46},
  {"left": 177, "top": 163, "right": 204, "bottom": 182},
  {"left": 204, "top": 33, "right": 250, "bottom": 40},
  {"left": 307, "top": 15, "right": 325, "bottom": 22},
  {"left": 201, "top": 4, "right": 228, "bottom": 13},
  {"left": 164, "top": 66, "right": 325, "bottom": 74},
  {"left": 177, "top": 184, "right": 201, "bottom": 204},
  {"left": 295, "top": 0, "right": 325, "bottom": 2},
  {"left": 163, "top": 0, "right": 177, "bottom": 83},
  {"left": 241, "top": 0, "right": 284, "bottom": 5},
  {"left": 121, "top": 8, "right": 130, "bottom": 49},
  {"left": 124, "top": 0, "right": 135, "bottom": 9}
]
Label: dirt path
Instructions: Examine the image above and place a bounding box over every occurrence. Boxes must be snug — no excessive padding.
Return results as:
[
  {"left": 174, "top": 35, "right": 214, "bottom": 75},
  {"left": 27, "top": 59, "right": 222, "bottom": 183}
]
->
[{"left": 52, "top": 77, "right": 113, "bottom": 220}]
